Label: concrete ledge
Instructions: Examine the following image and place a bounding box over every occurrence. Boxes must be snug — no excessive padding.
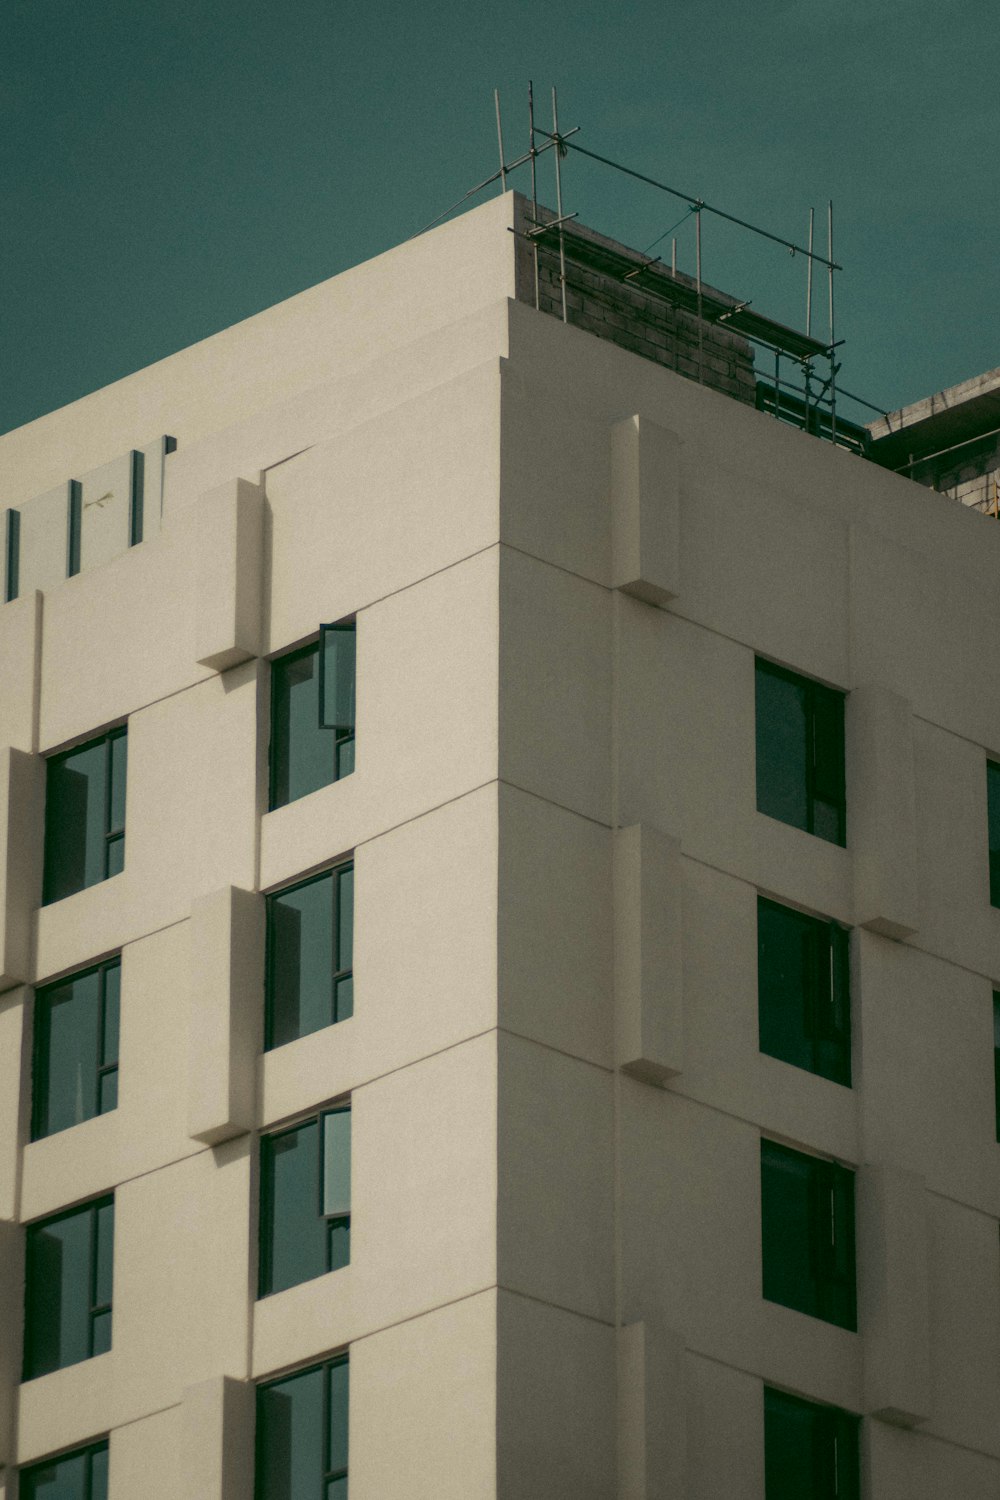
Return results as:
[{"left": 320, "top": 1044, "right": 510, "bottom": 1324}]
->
[
  {"left": 847, "top": 683, "right": 919, "bottom": 939},
  {"left": 611, "top": 415, "right": 681, "bottom": 607},
  {"left": 194, "top": 479, "right": 264, "bottom": 672},
  {"left": 617, "top": 1320, "right": 686, "bottom": 1500},
  {"left": 858, "top": 1163, "right": 931, "bottom": 1427},
  {"left": 0, "top": 591, "right": 42, "bottom": 753},
  {"left": 188, "top": 886, "right": 264, "bottom": 1145},
  {"left": 182, "top": 1375, "right": 255, "bottom": 1500},
  {"left": 614, "top": 824, "right": 683, "bottom": 1084},
  {"left": 0, "top": 747, "right": 45, "bottom": 992}
]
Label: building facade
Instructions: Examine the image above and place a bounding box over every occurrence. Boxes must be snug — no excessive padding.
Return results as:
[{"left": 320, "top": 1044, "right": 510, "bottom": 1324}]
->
[{"left": 1, "top": 191, "right": 1000, "bottom": 1499}]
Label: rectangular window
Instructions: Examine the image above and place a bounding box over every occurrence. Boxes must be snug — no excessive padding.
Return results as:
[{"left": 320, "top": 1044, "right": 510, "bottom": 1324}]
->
[
  {"left": 67, "top": 479, "right": 82, "bottom": 577},
  {"left": 21, "top": 1439, "right": 109, "bottom": 1500},
  {"left": 256, "top": 1355, "right": 348, "bottom": 1500},
  {"left": 32, "top": 956, "right": 121, "bottom": 1140},
  {"left": 764, "top": 1387, "right": 859, "bottom": 1500},
  {"left": 269, "top": 622, "right": 356, "bottom": 811},
  {"left": 24, "top": 1195, "right": 114, "bottom": 1379},
  {"left": 756, "top": 658, "right": 846, "bottom": 846},
  {"left": 266, "top": 862, "right": 354, "bottom": 1050},
  {"left": 43, "top": 727, "right": 127, "bottom": 905},
  {"left": 758, "top": 897, "right": 851, "bottom": 1087},
  {"left": 988, "top": 760, "right": 1000, "bottom": 907},
  {"left": 761, "top": 1139, "right": 856, "bottom": 1331},
  {"left": 259, "top": 1106, "right": 351, "bottom": 1297},
  {"left": 4, "top": 508, "right": 19, "bottom": 602}
]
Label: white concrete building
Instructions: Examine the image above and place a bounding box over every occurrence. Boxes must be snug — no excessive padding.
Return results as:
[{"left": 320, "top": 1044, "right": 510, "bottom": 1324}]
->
[{"left": 1, "top": 190, "right": 1000, "bottom": 1500}]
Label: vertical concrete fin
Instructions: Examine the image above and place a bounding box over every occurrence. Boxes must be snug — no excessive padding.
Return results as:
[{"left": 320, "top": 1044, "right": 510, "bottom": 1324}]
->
[
  {"left": 614, "top": 824, "right": 683, "bottom": 1083},
  {"left": 617, "top": 1320, "right": 686, "bottom": 1500},
  {"left": 182, "top": 1375, "right": 255, "bottom": 1500},
  {"left": 195, "top": 478, "right": 265, "bottom": 672},
  {"left": 0, "top": 1219, "right": 24, "bottom": 1468},
  {"left": 848, "top": 684, "right": 919, "bottom": 938},
  {"left": 0, "top": 591, "right": 42, "bottom": 753},
  {"left": 611, "top": 414, "right": 681, "bottom": 607},
  {"left": 859, "top": 1164, "right": 931, "bottom": 1427},
  {"left": 0, "top": 747, "right": 45, "bottom": 992},
  {"left": 0, "top": 987, "right": 29, "bottom": 1223},
  {"left": 187, "top": 886, "right": 263, "bottom": 1145}
]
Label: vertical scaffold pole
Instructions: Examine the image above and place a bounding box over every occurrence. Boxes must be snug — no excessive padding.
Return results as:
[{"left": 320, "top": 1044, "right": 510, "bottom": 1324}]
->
[
  {"left": 695, "top": 204, "right": 704, "bottom": 383},
  {"left": 528, "top": 81, "right": 540, "bottom": 310},
  {"left": 806, "top": 207, "right": 814, "bottom": 337},
  {"left": 494, "top": 90, "right": 507, "bottom": 192},
  {"left": 552, "top": 86, "right": 568, "bottom": 323},
  {"left": 828, "top": 200, "right": 837, "bottom": 446}
]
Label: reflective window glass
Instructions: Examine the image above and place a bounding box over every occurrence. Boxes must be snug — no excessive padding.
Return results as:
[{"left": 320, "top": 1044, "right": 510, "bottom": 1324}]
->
[
  {"left": 764, "top": 1387, "right": 859, "bottom": 1500},
  {"left": 259, "top": 1108, "right": 351, "bottom": 1298},
  {"left": 33, "top": 958, "right": 121, "bottom": 1140},
  {"left": 756, "top": 659, "right": 846, "bottom": 846},
  {"left": 24, "top": 1196, "right": 114, "bottom": 1379},
  {"left": 266, "top": 863, "right": 354, "bottom": 1051},
  {"left": 758, "top": 898, "right": 851, "bottom": 1087},
  {"left": 43, "top": 729, "right": 127, "bottom": 905},
  {"left": 269, "top": 625, "right": 355, "bottom": 812},
  {"left": 21, "top": 1440, "right": 109, "bottom": 1500},
  {"left": 761, "top": 1139, "right": 856, "bottom": 1331},
  {"left": 256, "top": 1358, "right": 348, "bottom": 1500}
]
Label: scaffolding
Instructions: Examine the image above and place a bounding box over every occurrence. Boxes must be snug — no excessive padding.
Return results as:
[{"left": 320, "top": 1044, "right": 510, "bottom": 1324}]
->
[{"left": 415, "top": 86, "right": 886, "bottom": 453}]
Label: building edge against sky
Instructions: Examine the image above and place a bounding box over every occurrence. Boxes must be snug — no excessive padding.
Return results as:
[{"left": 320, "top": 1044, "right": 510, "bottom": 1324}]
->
[{"left": 1, "top": 190, "right": 1000, "bottom": 1498}]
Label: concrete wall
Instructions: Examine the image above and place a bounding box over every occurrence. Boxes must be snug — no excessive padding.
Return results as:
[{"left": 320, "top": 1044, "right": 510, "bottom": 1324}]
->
[{"left": 1, "top": 196, "right": 1000, "bottom": 1497}]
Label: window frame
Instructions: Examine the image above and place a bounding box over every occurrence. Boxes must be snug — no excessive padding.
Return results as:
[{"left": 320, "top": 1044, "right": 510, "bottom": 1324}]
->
[
  {"left": 757, "top": 896, "right": 852, "bottom": 1087},
  {"left": 20, "top": 1438, "right": 110, "bottom": 1500},
  {"left": 755, "top": 656, "right": 847, "bottom": 847},
  {"left": 760, "top": 1137, "right": 857, "bottom": 1332},
  {"left": 31, "top": 954, "right": 121, "bottom": 1141},
  {"left": 258, "top": 1104, "right": 351, "bottom": 1299},
  {"left": 42, "top": 724, "right": 128, "bottom": 906},
  {"left": 23, "top": 1194, "right": 114, "bottom": 1380},
  {"left": 255, "top": 1353, "right": 349, "bottom": 1500},
  {"left": 268, "top": 621, "right": 356, "bottom": 813},
  {"left": 264, "top": 859, "right": 354, "bottom": 1052}
]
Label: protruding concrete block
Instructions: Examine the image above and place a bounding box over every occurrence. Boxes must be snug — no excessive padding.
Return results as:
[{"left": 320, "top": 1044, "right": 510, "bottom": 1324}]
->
[
  {"left": 0, "top": 988, "right": 29, "bottom": 1222},
  {"left": 195, "top": 479, "right": 265, "bottom": 672},
  {"left": 614, "top": 824, "right": 683, "bottom": 1084},
  {"left": 182, "top": 1375, "right": 255, "bottom": 1500},
  {"left": 0, "top": 1219, "right": 24, "bottom": 1467},
  {"left": 611, "top": 414, "right": 681, "bottom": 607},
  {"left": 618, "top": 1320, "right": 686, "bottom": 1500},
  {"left": 188, "top": 886, "right": 264, "bottom": 1145},
  {"left": 0, "top": 747, "right": 45, "bottom": 992},
  {"left": 859, "top": 1164, "right": 931, "bottom": 1427},
  {"left": 0, "top": 590, "right": 42, "bottom": 753},
  {"left": 13, "top": 482, "right": 73, "bottom": 596},
  {"left": 847, "top": 685, "right": 918, "bottom": 939}
]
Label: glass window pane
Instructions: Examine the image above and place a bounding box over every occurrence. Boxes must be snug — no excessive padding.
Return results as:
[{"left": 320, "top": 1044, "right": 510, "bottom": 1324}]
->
[
  {"left": 91, "top": 1308, "right": 112, "bottom": 1356},
  {"left": 327, "top": 1359, "right": 349, "bottom": 1477},
  {"left": 760, "top": 1140, "right": 818, "bottom": 1320},
  {"left": 757, "top": 900, "right": 814, "bottom": 1076},
  {"left": 35, "top": 971, "right": 101, "bottom": 1139},
  {"left": 326, "top": 1480, "right": 348, "bottom": 1500},
  {"left": 334, "top": 975, "right": 354, "bottom": 1023},
  {"left": 106, "top": 833, "right": 125, "bottom": 879},
  {"left": 25, "top": 1207, "right": 92, "bottom": 1378},
  {"left": 327, "top": 1220, "right": 350, "bottom": 1273},
  {"left": 320, "top": 626, "right": 356, "bottom": 736},
  {"left": 108, "top": 733, "right": 127, "bottom": 835},
  {"left": 43, "top": 741, "right": 108, "bottom": 904},
  {"left": 336, "top": 865, "right": 353, "bottom": 972},
  {"left": 336, "top": 738, "right": 355, "bottom": 779},
  {"left": 99, "top": 1070, "right": 118, "bottom": 1114},
  {"left": 21, "top": 1448, "right": 89, "bottom": 1500},
  {"left": 764, "top": 1388, "right": 823, "bottom": 1500},
  {"left": 90, "top": 1443, "right": 110, "bottom": 1500},
  {"left": 94, "top": 1199, "right": 114, "bottom": 1309},
  {"left": 268, "top": 875, "right": 335, "bottom": 1050},
  {"left": 988, "top": 762, "right": 1000, "bottom": 907},
  {"left": 257, "top": 1365, "right": 325, "bottom": 1500},
  {"left": 755, "top": 663, "right": 809, "bottom": 832},
  {"left": 102, "top": 963, "right": 120, "bottom": 1067},
  {"left": 260, "top": 1122, "right": 326, "bottom": 1296},
  {"left": 811, "top": 684, "right": 845, "bottom": 833},
  {"left": 323, "top": 1111, "right": 351, "bottom": 1218},
  {"left": 271, "top": 646, "right": 337, "bottom": 810}
]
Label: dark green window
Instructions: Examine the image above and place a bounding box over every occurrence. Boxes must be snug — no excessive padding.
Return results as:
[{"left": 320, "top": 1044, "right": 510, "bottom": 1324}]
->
[
  {"left": 758, "top": 898, "right": 851, "bottom": 1087},
  {"left": 256, "top": 1355, "right": 348, "bottom": 1500},
  {"left": 43, "top": 728, "right": 127, "bottom": 905},
  {"left": 761, "top": 1139, "right": 856, "bottom": 1331},
  {"left": 4, "top": 509, "right": 19, "bottom": 602},
  {"left": 259, "top": 1107, "right": 351, "bottom": 1297},
  {"left": 32, "top": 957, "right": 121, "bottom": 1140},
  {"left": 764, "top": 1387, "right": 859, "bottom": 1500},
  {"left": 988, "top": 761, "right": 1000, "bottom": 907},
  {"left": 24, "top": 1195, "right": 114, "bottom": 1380},
  {"left": 266, "top": 863, "right": 354, "bottom": 1051},
  {"left": 269, "top": 624, "right": 356, "bottom": 811},
  {"left": 21, "top": 1439, "right": 109, "bottom": 1500},
  {"left": 756, "top": 659, "right": 846, "bottom": 846}
]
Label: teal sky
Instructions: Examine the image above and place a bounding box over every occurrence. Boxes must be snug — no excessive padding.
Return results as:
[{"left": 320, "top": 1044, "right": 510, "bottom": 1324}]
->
[{"left": 2, "top": 0, "right": 997, "bottom": 436}]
